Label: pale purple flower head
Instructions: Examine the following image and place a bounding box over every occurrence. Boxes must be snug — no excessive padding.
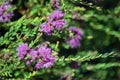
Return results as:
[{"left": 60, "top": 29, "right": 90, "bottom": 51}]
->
[
  {"left": 16, "top": 43, "right": 56, "bottom": 69},
  {"left": 35, "top": 46, "right": 55, "bottom": 69},
  {"left": 67, "top": 37, "right": 81, "bottom": 48},
  {"left": 28, "top": 49, "right": 38, "bottom": 62},
  {"left": 67, "top": 27, "right": 83, "bottom": 48},
  {"left": 37, "top": 46, "right": 52, "bottom": 56},
  {"left": 49, "top": 10, "right": 64, "bottom": 20},
  {"left": 26, "top": 60, "right": 31, "bottom": 65},
  {"left": 24, "top": 48, "right": 38, "bottom": 65},
  {"left": 39, "top": 20, "right": 66, "bottom": 34},
  {"left": 52, "top": 19, "right": 66, "bottom": 30},
  {"left": 39, "top": 10, "right": 66, "bottom": 34},
  {"left": 39, "top": 21, "right": 54, "bottom": 35},
  {"left": 69, "top": 27, "right": 83, "bottom": 36},
  {"left": 35, "top": 61, "right": 44, "bottom": 69},
  {"left": 52, "top": 0, "right": 61, "bottom": 9},
  {"left": 42, "top": 56, "right": 55, "bottom": 68},
  {"left": 35, "top": 57, "right": 55, "bottom": 69},
  {"left": 0, "top": 1, "right": 14, "bottom": 22},
  {"left": 17, "top": 43, "right": 30, "bottom": 60}
]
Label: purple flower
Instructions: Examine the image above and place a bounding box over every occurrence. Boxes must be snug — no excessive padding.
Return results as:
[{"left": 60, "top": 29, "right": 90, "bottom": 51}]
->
[
  {"left": 16, "top": 43, "right": 56, "bottom": 69},
  {"left": 17, "top": 43, "right": 30, "bottom": 60},
  {"left": 37, "top": 46, "right": 52, "bottom": 56},
  {"left": 28, "top": 49, "right": 38, "bottom": 61},
  {"left": 67, "top": 37, "right": 81, "bottom": 48},
  {"left": 52, "top": 20, "right": 66, "bottom": 30},
  {"left": 69, "top": 27, "right": 83, "bottom": 36},
  {"left": 52, "top": 0, "right": 61, "bottom": 9},
  {"left": 0, "top": 2, "right": 14, "bottom": 22},
  {"left": 67, "top": 27, "right": 83, "bottom": 48},
  {"left": 39, "top": 10, "right": 66, "bottom": 35},
  {"left": 49, "top": 10, "right": 64, "bottom": 20},
  {"left": 39, "top": 21, "right": 54, "bottom": 35},
  {"left": 0, "top": 12, "right": 13, "bottom": 22},
  {"left": 35, "top": 61, "right": 44, "bottom": 69},
  {"left": 35, "top": 46, "right": 55, "bottom": 69},
  {"left": 26, "top": 60, "right": 31, "bottom": 65},
  {"left": 43, "top": 56, "right": 55, "bottom": 68},
  {"left": 25, "top": 49, "right": 38, "bottom": 65}
]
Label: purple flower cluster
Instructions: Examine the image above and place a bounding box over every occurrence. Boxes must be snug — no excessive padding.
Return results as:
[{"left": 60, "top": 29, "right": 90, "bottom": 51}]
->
[
  {"left": 39, "top": 10, "right": 66, "bottom": 35},
  {"left": 52, "top": 0, "right": 61, "bottom": 9},
  {"left": 67, "top": 27, "right": 83, "bottom": 48},
  {"left": 40, "top": 21, "right": 54, "bottom": 34},
  {"left": 17, "top": 43, "right": 30, "bottom": 60},
  {"left": 0, "top": 1, "right": 14, "bottom": 22},
  {"left": 17, "top": 43, "right": 55, "bottom": 69},
  {"left": 49, "top": 10, "right": 64, "bottom": 20},
  {"left": 35, "top": 46, "right": 55, "bottom": 69},
  {"left": 39, "top": 0, "right": 83, "bottom": 48}
]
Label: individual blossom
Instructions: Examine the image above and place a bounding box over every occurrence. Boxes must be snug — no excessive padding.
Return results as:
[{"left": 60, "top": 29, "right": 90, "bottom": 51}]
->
[
  {"left": 37, "top": 46, "right": 52, "bottom": 56},
  {"left": 35, "top": 61, "right": 44, "bottom": 69},
  {"left": 67, "top": 27, "right": 83, "bottom": 48},
  {"left": 49, "top": 10, "right": 64, "bottom": 20},
  {"left": 0, "top": 1, "right": 14, "bottom": 22},
  {"left": 26, "top": 49, "right": 38, "bottom": 65},
  {"left": 26, "top": 60, "right": 31, "bottom": 65},
  {"left": 17, "top": 43, "right": 30, "bottom": 60},
  {"left": 49, "top": 10, "right": 66, "bottom": 31},
  {"left": 39, "top": 21, "right": 54, "bottom": 35},
  {"left": 67, "top": 37, "right": 81, "bottom": 48},
  {"left": 52, "top": 19, "right": 66, "bottom": 30},
  {"left": 35, "top": 46, "right": 55, "bottom": 69},
  {"left": 28, "top": 49, "right": 38, "bottom": 61},
  {"left": 52, "top": 0, "right": 61, "bottom": 9},
  {"left": 39, "top": 10, "right": 66, "bottom": 34}
]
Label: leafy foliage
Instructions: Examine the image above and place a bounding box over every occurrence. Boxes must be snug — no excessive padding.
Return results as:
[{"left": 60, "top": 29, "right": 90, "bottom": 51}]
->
[{"left": 0, "top": 0, "right": 120, "bottom": 80}]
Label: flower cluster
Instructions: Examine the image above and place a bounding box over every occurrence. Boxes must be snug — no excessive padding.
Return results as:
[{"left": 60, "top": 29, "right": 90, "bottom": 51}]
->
[
  {"left": 39, "top": 0, "right": 66, "bottom": 35},
  {"left": 52, "top": 0, "right": 61, "bottom": 9},
  {"left": 17, "top": 43, "right": 55, "bottom": 69},
  {"left": 35, "top": 46, "right": 55, "bottom": 69},
  {"left": 39, "top": 0, "right": 83, "bottom": 48},
  {"left": 0, "top": 1, "right": 14, "bottom": 22},
  {"left": 17, "top": 43, "right": 30, "bottom": 60},
  {"left": 67, "top": 27, "right": 83, "bottom": 48},
  {"left": 39, "top": 10, "right": 66, "bottom": 35}
]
